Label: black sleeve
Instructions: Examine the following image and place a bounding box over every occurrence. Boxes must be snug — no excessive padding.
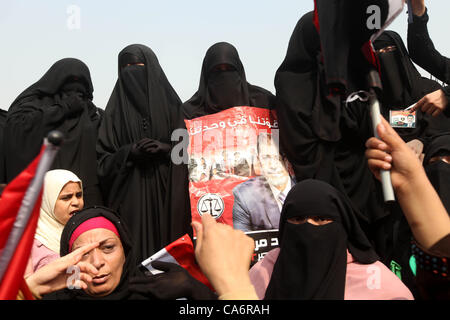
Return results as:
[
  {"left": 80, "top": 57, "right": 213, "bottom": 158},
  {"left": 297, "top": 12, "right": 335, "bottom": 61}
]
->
[
  {"left": 407, "top": 9, "right": 450, "bottom": 85},
  {"left": 96, "top": 116, "right": 134, "bottom": 206},
  {"left": 3, "top": 104, "right": 67, "bottom": 181},
  {"left": 443, "top": 85, "right": 450, "bottom": 98}
]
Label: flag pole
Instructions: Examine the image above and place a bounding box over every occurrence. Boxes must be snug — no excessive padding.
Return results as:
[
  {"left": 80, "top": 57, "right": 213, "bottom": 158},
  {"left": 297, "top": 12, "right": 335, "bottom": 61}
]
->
[
  {"left": 367, "top": 70, "right": 396, "bottom": 203},
  {"left": 0, "top": 131, "right": 63, "bottom": 281}
]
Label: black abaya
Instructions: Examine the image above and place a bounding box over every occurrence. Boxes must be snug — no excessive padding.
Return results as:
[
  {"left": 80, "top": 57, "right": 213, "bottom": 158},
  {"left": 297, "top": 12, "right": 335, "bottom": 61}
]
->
[
  {"left": 275, "top": 13, "right": 450, "bottom": 263},
  {"left": 96, "top": 44, "right": 191, "bottom": 262},
  {"left": 274, "top": 12, "right": 385, "bottom": 239},
  {"left": 407, "top": 9, "right": 450, "bottom": 104},
  {"left": 3, "top": 58, "right": 103, "bottom": 206},
  {"left": 182, "top": 42, "right": 275, "bottom": 119},
  {"left": 313, "top": 0, "right": 389, "bottom": 96}
]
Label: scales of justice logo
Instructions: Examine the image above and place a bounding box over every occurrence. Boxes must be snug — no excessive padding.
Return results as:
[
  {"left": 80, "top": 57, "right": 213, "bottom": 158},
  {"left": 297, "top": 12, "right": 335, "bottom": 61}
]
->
[{"left": 197, "top": 193, "right": 225, "bottom": 219}]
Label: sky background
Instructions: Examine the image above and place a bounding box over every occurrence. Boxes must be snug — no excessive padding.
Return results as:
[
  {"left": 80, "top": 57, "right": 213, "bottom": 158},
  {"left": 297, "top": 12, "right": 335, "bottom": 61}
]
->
[{"left": 0, "top": 1, "right": 449, "bottom": 111}]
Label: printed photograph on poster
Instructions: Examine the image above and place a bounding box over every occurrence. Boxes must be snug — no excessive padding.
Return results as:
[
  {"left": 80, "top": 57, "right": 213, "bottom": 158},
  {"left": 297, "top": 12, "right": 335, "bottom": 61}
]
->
[
  {"left": 389, "top": 110, "right": 416, "bottom": 128},
  {"left": 185, "top": 106, "right": 296, "bottom": 233}
]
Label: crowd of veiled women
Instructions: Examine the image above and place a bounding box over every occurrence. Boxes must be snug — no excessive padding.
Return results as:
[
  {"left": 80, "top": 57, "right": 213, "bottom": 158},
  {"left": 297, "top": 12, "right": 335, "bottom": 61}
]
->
[{"left": 1, "top": 2, "right": 449, "bottom": 301}]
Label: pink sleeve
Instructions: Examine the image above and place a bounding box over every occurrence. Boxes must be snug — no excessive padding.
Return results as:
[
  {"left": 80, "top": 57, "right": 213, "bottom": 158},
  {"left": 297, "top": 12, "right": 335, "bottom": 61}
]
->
[
  {"left": 249, "top": 248, "right": 280, "bottom": 300},
  {"left": 34, "top": 253, "right": 59, "bottom": 272},
  {"left": 345, "top": 259, "right": 414, "bottom": 300},
  {"left": 29, "top": 240, "right": 60, "bottom": 273},
  {"left": 249, "top": 249, "right": 414, "bottom": 300}
]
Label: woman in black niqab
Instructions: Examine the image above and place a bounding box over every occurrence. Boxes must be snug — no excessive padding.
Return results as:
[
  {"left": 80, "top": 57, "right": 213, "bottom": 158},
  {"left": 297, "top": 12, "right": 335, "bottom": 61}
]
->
[
  {"left": 182, "top": 42, "right": 275, "bottom": 119},
  {"left": 422, "top": 133, "right": 450, "bottom": 213},
  {"left": 275, "top": 12, "right": 388, "bottom": 249},
  {"left": 264, "top": 179, "right": 378, "bottom": 300},
  {"left": 96, "top": 44, "right": 191, "bottom": 262},
  {"left": 373, "top": 31, "right": 450, "bottom": 142},
  {"left": 3, "top": 58, "right": 103, "bottom": 206}
]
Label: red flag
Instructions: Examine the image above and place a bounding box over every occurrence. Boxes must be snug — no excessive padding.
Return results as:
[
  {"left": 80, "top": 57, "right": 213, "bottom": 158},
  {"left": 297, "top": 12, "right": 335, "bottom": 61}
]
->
[
  {"left": 0, "top": 147, "right": 45, "bottom": 300},
  {"left": 141, "top": 234, "right": 213, "bottom": 291}
]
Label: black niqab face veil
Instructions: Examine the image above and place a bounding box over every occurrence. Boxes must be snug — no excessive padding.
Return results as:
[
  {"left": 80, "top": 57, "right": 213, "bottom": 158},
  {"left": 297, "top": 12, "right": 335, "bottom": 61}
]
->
[
  {"left": 373, "top": 31, "right": 439, "bottom": 108},
  {"left": 182, "top": 42, "right": 275, "bottom": 119},
  {"left": 374, "top": 31, "right": 416, "bottom": 107},
  {"left": 203, "top": 43, "right": 247, "bottom": 113},
  {"left": 207, "top": 68, "right": 245, "bottom": 111},
  {"left": 105, "top": 44, "right": 182, "bottom": 142},
  {"left": 191, "top": 42, "right": 248, "bottom": 116},
  {"left": 119, "top": 52, "right": 149, "bottom": 117},
  {"left": 372, "top": 30, "right": 448, "bottom": 142},
  {"left": 264, "top": 179, "right": 378, "bottom": 300},
  {"left": 10, "top": 58, "right": 94, "bottom": 106},
  {"left": 423, "top": 134, "right": 450, "bottom": 214},
  {"left": 60, "top": 78, "right": 90, "bottom": 100}
]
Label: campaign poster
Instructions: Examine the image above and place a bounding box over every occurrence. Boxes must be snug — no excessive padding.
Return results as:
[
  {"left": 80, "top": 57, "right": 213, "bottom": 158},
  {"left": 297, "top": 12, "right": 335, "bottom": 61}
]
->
[
  {"left": 185, "top": 106, "right": 295, "bottom": 237},
  {"left": 389, "top": 110, "right": 416, "bottom": 128},
  {"left": 246, "top": 229, "right": 280, "bottom": 267}
]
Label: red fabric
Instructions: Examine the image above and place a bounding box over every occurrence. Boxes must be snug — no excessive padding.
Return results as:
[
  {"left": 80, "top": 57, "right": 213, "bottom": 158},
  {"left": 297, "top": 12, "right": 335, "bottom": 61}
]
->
[
  {"left": 166, "top": 234, "right": 213, "bottom": 291},
  {"left": 19, "top": 278, "right": 35, "bottom": 300},
  {"left": 69, "top": 216, "right": 120, "bottom": 252},
  {"left": 362, "top": 40, "right": 381, "bottom": 74},
  {"left": 0, "top": 147, "right": 45, "bottom": 300},
  {"left": 313, "top": 0, "right": 320, "bottom": 32}
]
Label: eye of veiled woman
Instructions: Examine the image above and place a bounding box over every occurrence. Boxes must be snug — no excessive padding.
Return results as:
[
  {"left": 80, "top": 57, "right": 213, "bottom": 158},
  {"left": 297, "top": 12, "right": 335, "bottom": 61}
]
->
[{"left": 287, "top": 217, "right": 307, "bottom": 224}]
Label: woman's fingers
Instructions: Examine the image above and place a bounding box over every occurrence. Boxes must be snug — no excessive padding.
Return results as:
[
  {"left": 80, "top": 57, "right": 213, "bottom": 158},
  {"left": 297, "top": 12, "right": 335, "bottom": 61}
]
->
[
  {"left": 368, "top": 158, "right": 392, "bottom": 171},
  {"left": 365, "top": 137, "right": 391, "bottom": 153},
  {"left": 367, "top": 159, "right": 390, "bottom": 183},
  {"left": 78, "top": 272, "right": 93, "bottom": 285},
  {"left": 376, "top": 116, "right": 406, "bottom": 151},
  {"left": 72, "top": 279, "right": 89, "bottom": 290},
  {"left": 365, "top": 148, "right": 392, "bottom": 162},
  {"left": 431, "top": 108, "right": 441, "bottom": 117},
  {"left": 76, "top": 261, "right": 99, "bottom": 276},
  {"left": 69, "top": 242, "right": 100, "bottom": 264}
]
